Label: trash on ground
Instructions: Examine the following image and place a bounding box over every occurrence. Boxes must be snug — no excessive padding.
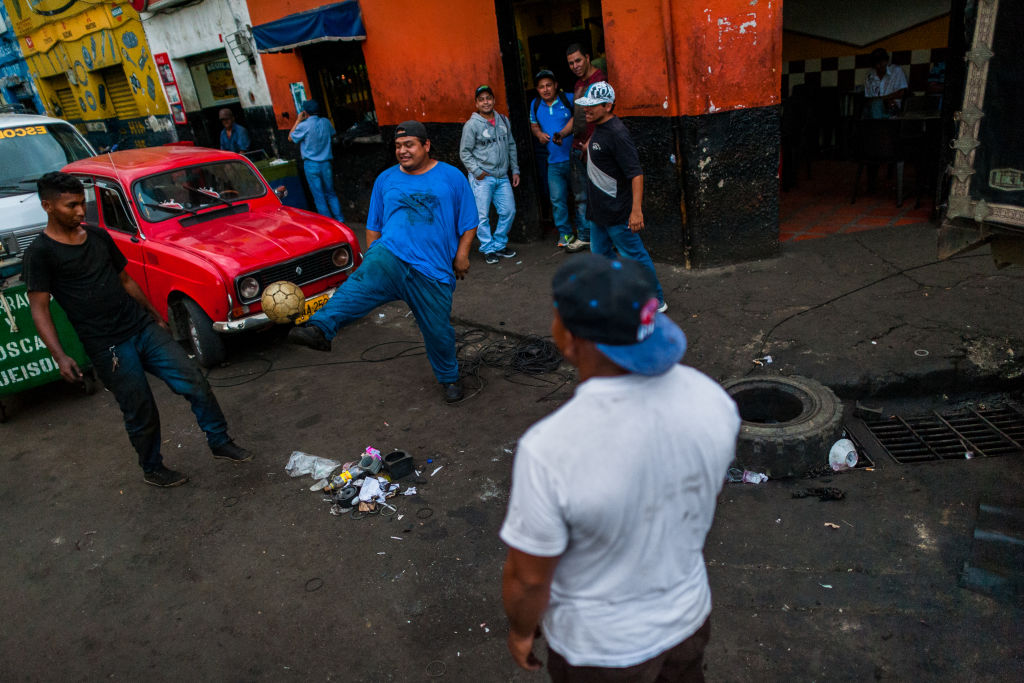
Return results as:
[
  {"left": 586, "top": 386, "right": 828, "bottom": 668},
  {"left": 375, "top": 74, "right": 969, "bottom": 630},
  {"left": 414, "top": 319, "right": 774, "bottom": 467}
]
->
[
  {"left": 819, "top": 583, "right": 833, "bottom": 589},
  {"left": 793, "top": 487, "right": 845, "bottom": 501},
  {"left": 828, "top": 438, "right": 859, "bottom": 471},
  {"left": 310, "top": 478, "right": 328, "bottom": 491},
  {"left": 824, "top": 522, "right": 840, "bottom": 529},
  {"left": 726, "top": 468, "right": 769, "bottom": 484},
  {"left": 431, "top": 466, "right": 444, "bottom": 477},
  {"left": 752, "top": 355, "right": 773, "bottom": 366},
  {"left": 402, "top": 487, "right": 418, "bottom": 496},
  {"left": 285, "top": 451, "right": 341, "bottom": 480}
]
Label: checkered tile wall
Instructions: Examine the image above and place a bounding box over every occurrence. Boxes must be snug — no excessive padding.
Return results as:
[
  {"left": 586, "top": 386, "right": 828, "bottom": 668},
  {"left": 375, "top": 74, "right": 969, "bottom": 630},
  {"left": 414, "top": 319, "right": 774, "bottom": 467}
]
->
[{"left": 782, "top": 47, "right": 948, "bottom": 96}]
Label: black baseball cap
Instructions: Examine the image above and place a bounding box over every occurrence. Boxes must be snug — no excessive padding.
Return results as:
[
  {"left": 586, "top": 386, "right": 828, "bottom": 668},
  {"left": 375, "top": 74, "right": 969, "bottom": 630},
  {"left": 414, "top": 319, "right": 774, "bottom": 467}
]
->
[
  {"left": 534, "top": 69, "right": 556, "bottom": 84},
  {"left": 552, "top": 254, "right": 686, "bottom": 375},
  {"left": 475, "top": 84, "right": 494, "bottom": 98},
  {"left": 395, "top": 120, "right": 428, "bottom": 141}
]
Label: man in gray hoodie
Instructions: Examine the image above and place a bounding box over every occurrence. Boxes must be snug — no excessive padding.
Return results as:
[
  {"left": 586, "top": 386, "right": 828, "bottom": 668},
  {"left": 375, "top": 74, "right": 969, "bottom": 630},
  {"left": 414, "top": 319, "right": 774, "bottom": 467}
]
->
[{"left": 459, "top": 85, "right": 520, "bottom": 264}]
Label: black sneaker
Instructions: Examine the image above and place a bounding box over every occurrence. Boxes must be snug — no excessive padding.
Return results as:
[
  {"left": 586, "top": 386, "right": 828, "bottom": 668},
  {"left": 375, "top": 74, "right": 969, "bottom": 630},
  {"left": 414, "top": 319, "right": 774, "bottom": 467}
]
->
[
  {"left": 484, "top": 253, "right": 499, "bottom": 265},
  {"left": 143, "top": 466, "right": 189, "bottom": 488},
  {"left": 287, "top": 324, "right": 331, "bottom": 352},
  {"left": 495, "top": 247, "right": 517, "bottom": 258},
  {"left": 212, "top": 440, "right": 254, "bottom": 463},
  {"left": 442, "top": 380, "right": 464, "bottom": 403}
]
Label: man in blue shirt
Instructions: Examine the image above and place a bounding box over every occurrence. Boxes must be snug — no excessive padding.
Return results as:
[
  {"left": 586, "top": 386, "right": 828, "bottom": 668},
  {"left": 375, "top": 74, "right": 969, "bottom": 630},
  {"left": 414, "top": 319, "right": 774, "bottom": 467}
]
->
[
  {"left": 219, "top": 109, "right": 250, "bottom": 153},
  {"left": 529, "top": 70, "right": 576, "bottom": 248},
  {"left": 289, "top": 99, "right": 344, "bottom": 221},
  {"left": 288, "top": 121, "right": 478, "bottom": 403}
]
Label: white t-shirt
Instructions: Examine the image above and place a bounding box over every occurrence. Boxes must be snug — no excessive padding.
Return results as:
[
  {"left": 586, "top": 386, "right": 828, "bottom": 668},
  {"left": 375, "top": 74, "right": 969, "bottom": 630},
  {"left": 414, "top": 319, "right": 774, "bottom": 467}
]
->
[
  {"left": 499, "top": 366, "right": 739, "bottom": 668},
  {"left": 865, "top": 64, "right": 909, "bottom": 99}
]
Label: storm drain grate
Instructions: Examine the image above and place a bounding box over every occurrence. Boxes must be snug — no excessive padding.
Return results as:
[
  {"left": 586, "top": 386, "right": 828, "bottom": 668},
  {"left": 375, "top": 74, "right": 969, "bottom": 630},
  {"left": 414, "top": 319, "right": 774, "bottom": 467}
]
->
[{"left": 862, "top": 405, "right": 1024, "bottom": 464}]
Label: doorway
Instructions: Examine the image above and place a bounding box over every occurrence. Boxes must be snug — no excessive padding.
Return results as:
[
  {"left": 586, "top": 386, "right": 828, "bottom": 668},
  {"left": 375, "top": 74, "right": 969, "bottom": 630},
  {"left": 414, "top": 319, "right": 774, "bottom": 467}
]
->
[
  {"left": 778, "top": 1, "right": 959, "bottom": 243},
  {"left": 506, "top": 0, "right": 605, "bottom": 236},
  {"left": 301, "top": 41, "right": 387, "bottom": 221}
]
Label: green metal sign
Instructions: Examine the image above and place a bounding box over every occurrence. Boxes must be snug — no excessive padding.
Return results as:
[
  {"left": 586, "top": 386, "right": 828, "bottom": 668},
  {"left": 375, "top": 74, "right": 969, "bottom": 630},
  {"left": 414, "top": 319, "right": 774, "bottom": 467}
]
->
[{"left": 1, "top": 283, "right": 89, "bottom": 395}]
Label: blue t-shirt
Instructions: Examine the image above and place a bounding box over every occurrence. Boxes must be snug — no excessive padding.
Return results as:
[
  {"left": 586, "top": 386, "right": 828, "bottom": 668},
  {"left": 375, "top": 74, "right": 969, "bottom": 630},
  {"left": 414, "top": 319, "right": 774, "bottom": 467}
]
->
[
  {"left": 369, "top": 161, "right": 478, "bottom": 288},
  {"left": 529, "top": 93, "right": 574, "bottom": 164},
  {"left": 291, "top": 115, "right": 335, "bottom": 161},
  {"left": 220, "top": 124, "right": 250, "bottom": 153}
]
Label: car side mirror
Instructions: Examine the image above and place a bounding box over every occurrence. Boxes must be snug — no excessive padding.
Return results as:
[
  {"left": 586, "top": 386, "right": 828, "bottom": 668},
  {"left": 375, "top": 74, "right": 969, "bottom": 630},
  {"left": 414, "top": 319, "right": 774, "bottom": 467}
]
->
[{"left": 274, "top": 185, "right": 288, "bottom": 200}]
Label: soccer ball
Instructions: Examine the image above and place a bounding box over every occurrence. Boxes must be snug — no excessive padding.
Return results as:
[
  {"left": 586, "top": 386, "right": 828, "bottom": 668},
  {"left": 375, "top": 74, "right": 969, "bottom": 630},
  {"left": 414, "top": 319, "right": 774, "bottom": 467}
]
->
[{"left": 261, "top": 281, "right": 305, "bottom": 324}]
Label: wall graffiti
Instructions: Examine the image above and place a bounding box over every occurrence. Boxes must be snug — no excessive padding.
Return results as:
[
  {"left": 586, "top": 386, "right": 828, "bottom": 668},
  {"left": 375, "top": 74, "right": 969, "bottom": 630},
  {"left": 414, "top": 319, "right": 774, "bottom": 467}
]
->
[{"left": 2, "top": 0, "right": 169, "bottom": 124}]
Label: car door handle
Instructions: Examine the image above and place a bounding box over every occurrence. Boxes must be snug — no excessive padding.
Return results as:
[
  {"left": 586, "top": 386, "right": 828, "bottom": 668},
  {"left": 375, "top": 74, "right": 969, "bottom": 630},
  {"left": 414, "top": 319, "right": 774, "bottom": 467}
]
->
[{"left": 131, "top": 236, "right": 140, "bottom": 243}]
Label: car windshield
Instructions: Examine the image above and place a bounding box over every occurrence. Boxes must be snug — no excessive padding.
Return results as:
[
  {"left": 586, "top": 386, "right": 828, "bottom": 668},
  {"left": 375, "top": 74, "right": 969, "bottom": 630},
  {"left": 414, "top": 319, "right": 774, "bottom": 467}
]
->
[
  {"left": 133, "top": 160, "right": 266, "bottom": 222},
  {"left": 0, "top": 123, "right": 94, "bottom": 196}
]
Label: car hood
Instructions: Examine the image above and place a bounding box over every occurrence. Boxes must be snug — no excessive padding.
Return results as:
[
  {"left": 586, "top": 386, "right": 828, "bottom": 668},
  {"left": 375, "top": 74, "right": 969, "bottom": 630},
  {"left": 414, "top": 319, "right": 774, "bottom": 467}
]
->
[
  {"left": 0, "top": 191, "right": 46, "bottom": 231},
  {"left": 155, "top": 206, "right": 349, "bottom": 275}
]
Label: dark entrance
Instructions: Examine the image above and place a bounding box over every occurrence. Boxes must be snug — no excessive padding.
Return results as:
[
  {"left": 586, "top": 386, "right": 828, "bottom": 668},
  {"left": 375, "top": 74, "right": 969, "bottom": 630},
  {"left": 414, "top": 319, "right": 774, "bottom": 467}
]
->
[
  {"left": 300, "top": 41, "right": 388, "bottom": 221},
  {"left": 495, "top": 0, "right": 605, "bottom": 242}
]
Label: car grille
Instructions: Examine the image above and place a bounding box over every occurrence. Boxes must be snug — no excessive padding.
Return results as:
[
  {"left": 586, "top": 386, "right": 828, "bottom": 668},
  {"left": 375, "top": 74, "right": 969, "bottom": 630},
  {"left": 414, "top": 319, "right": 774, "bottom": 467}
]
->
[{"left": 238, "top": 245, "right": 353, "bottom": 303}]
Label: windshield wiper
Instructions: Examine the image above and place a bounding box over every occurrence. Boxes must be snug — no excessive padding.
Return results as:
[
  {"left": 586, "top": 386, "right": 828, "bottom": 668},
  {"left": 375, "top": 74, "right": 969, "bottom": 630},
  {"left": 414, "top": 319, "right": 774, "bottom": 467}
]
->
[{"left": 0, "top": 184, "right": 27, "bottom": 191}]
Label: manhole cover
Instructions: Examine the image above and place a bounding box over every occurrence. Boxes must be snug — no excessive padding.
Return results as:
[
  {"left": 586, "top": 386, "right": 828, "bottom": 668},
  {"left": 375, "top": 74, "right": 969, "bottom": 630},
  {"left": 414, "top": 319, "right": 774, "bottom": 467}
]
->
[{"left": 860, "top": 405, "right": 1024, "bottom": 464}]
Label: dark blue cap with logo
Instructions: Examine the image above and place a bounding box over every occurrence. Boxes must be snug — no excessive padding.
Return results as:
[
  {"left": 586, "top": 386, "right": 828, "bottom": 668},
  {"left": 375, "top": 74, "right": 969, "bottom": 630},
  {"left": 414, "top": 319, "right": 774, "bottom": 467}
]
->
[{"left": 552, "top": 253, "right": 685, "bottom": 375}]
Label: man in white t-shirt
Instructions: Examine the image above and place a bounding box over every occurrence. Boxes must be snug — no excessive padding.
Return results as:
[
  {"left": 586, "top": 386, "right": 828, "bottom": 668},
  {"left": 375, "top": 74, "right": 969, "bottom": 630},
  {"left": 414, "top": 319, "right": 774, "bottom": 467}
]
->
[
  {"left": 864, "top": 48, "right": 908, "bottom": 118},
  {"left": 500, "top": 253, "right": 739, "bottom": 681}
]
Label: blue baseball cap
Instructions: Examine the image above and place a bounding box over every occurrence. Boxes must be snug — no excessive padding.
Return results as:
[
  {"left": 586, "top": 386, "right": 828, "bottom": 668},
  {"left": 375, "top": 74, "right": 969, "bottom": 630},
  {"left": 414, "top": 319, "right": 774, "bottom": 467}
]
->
[{"left": 552, "top": 254, "right": 685, "bottom": 376}]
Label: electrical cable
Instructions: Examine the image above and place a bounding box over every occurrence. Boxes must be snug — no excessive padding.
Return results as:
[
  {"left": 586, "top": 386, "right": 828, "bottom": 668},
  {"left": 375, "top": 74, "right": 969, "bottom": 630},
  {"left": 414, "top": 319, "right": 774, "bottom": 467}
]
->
[{"left": 203, "top": 325, "right": 574, "bottom": 402}]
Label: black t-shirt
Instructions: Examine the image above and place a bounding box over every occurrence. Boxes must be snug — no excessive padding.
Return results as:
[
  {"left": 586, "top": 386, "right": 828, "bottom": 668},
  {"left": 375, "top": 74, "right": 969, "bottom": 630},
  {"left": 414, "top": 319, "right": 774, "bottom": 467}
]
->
[
  {"left": 23, "top": 225, "right": 151, "bottom": 356},
  {"left": 585, "top": 116, "right": 643, "bottom": 227}
]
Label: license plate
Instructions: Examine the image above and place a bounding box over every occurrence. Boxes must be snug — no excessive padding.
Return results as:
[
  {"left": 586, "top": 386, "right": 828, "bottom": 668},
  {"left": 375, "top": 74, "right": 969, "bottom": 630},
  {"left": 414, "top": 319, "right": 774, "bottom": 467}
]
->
[{"left": 294, "top": 292, "right": 331, "bottom": 324}]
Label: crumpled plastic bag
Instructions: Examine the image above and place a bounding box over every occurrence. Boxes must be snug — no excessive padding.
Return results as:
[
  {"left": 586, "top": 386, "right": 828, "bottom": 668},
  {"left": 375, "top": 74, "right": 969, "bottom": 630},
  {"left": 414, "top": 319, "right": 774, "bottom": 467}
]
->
[{"left": 285, "top": 451, "right": 341, "bottom": 480}]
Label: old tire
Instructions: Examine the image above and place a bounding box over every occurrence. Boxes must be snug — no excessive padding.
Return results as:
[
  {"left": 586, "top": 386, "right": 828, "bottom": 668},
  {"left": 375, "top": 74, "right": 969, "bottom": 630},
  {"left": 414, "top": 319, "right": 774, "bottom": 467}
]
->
[
  {"left": 721, "top": 375, "right": 844, "bottom": 478},
  {"left": 182, "top": 298, "right": 226, "bottom": 368}
]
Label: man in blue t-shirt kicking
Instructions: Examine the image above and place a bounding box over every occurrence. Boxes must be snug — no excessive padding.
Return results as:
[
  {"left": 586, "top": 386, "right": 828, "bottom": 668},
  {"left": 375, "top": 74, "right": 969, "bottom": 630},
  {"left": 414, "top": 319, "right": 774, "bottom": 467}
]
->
[{"left": 287, "top": 121, "right": 478, "bottom": 403}]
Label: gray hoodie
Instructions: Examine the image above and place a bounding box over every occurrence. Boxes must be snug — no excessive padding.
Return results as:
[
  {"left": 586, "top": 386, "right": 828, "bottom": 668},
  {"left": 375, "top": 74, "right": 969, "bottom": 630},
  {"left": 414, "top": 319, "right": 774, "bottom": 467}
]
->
[{"left": 459, "top": 112, "right": 520, "bottom": 179}]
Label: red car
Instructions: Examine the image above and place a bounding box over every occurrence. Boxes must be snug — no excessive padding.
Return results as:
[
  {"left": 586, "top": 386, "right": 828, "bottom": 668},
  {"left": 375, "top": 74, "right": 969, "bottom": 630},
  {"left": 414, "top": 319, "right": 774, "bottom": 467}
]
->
[{"left": 62, "top": 147, "right": 361, "bottom": 367}]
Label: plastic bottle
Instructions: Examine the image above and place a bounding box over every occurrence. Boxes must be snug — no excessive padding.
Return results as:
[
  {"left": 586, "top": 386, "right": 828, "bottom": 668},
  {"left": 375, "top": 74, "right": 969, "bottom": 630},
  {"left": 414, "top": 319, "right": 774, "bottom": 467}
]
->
[{"left": 323, "top": 466, "right": 364, "bottom": 492}]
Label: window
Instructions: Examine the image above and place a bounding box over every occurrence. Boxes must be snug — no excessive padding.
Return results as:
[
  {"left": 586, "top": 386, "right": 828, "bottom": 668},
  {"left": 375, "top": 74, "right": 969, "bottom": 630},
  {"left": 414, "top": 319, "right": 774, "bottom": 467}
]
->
[
  {"left": 133, "top": 160, "right": 266, "bottom": 222},
  {"left": 97, "top": 183, "right": 137, "bottom": 234}
]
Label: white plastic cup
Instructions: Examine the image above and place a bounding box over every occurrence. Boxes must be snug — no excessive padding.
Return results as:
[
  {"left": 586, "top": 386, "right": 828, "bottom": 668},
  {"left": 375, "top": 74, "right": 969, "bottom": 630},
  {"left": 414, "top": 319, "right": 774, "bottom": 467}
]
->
[{"left": 829, "top": 439, "right": 858, "bottom": 471}]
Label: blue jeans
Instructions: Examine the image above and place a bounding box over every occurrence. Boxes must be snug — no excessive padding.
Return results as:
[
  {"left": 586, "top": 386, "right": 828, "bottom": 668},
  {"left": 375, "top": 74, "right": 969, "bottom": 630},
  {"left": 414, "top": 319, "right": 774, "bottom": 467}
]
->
[
  {"left": 308, "top": 244, "right": 459, "bottom": 383},
  {"left": 469, "top": 174, "right": 515, "bottom": 253},
  {"left": 548, "top": 161, "right": 572, "bottom": 241},
  {"left": 90, "top": 321, "right": 229, "bottom": 472},
  {"left": 570, "top": 149, "right": 594, "bottom": 242},
  {"left": 591, "top": 222, "right": 665, "bottom": 303},
  {"left": 304, "top": 159, "right": 344, "bottom": 221}
]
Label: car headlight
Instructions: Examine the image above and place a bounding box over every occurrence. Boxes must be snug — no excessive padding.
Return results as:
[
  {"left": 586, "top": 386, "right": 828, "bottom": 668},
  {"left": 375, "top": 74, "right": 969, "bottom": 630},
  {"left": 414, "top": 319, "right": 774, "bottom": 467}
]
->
[
  {"left": 239, "top": 276, "right": 260, "bottom": 300},
  {"left": 331, "top": 247, "right": 350, "bottom": 268}
]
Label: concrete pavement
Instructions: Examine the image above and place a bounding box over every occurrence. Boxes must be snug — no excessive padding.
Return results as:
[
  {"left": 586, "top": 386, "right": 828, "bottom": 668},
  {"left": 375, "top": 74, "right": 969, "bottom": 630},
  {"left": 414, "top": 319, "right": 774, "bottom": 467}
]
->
[{"left": 452, "top": 221, "right": 1024, "bottom": 398}]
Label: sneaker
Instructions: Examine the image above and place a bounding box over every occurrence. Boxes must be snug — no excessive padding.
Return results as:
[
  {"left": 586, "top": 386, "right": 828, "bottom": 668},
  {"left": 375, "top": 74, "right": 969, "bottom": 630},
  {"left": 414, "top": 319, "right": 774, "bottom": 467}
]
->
[
  {"left": 143, "top": 466, "right": 189, "bottom": 488},
  {"left": 442, "top": 380, "right": 464, "bottom": 403},
  {"left": 657, "top": 301, "right": 669, "bottom": 314},
  {"left": 495, "top": 247, "right": 517, "bottom": 258},
  {"left": 212, "top": 440, "right": 254, "bottom": 463},
  {"left": 287, "top": 324, "right": 331, "bottom": 352},
  {"left": 565, "top": 239, "right": 590, "bottom": 253},
  {"left": 556, "top": 235, "right": 573, "bottom": 247},
  {"left": 484, "top": 253, "right": 500, "bottom": 265}
]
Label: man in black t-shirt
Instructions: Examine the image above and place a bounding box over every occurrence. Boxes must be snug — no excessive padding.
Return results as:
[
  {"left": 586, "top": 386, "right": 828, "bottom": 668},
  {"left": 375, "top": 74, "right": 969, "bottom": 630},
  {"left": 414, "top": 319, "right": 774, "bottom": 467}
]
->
[
  {"left": 24, "top": 172, "right": 252, "bottom": 488},
  {"left": 577, "top": 81, "right": 667, "bottom": 311}
]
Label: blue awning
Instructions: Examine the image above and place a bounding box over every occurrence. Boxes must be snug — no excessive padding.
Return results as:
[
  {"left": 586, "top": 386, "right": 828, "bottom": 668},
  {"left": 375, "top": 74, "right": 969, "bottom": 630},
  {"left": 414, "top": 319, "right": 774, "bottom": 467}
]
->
[{"left": 252, "top": 1, "right": 365, "bottom": 53}]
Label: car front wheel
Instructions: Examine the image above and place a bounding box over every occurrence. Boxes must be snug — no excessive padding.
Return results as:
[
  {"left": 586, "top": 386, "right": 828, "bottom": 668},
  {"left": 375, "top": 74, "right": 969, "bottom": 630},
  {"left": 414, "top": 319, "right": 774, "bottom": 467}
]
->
[{"left": 182, "top": 298, "right": 226, "bottom": 368}]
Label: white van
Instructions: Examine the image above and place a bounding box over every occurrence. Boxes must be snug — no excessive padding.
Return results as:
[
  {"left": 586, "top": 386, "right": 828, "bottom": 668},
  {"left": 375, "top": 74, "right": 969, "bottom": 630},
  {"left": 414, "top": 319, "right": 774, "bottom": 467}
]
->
[{"left": 0, "top": 113, "right": 96, "bottom": 258}]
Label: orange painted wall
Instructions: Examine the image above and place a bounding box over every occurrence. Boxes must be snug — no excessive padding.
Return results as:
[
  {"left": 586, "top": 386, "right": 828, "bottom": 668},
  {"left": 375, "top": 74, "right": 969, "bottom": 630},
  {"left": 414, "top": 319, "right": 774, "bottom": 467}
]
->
[
  {"left": 604, "top": 0, "right": 782, "bottom": 117},
  {"left": 251, "top": 0, "right": 507, "bottom": 128},
  {"left": 359, "top": 0, "right": 506, "bottom": 125}
]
